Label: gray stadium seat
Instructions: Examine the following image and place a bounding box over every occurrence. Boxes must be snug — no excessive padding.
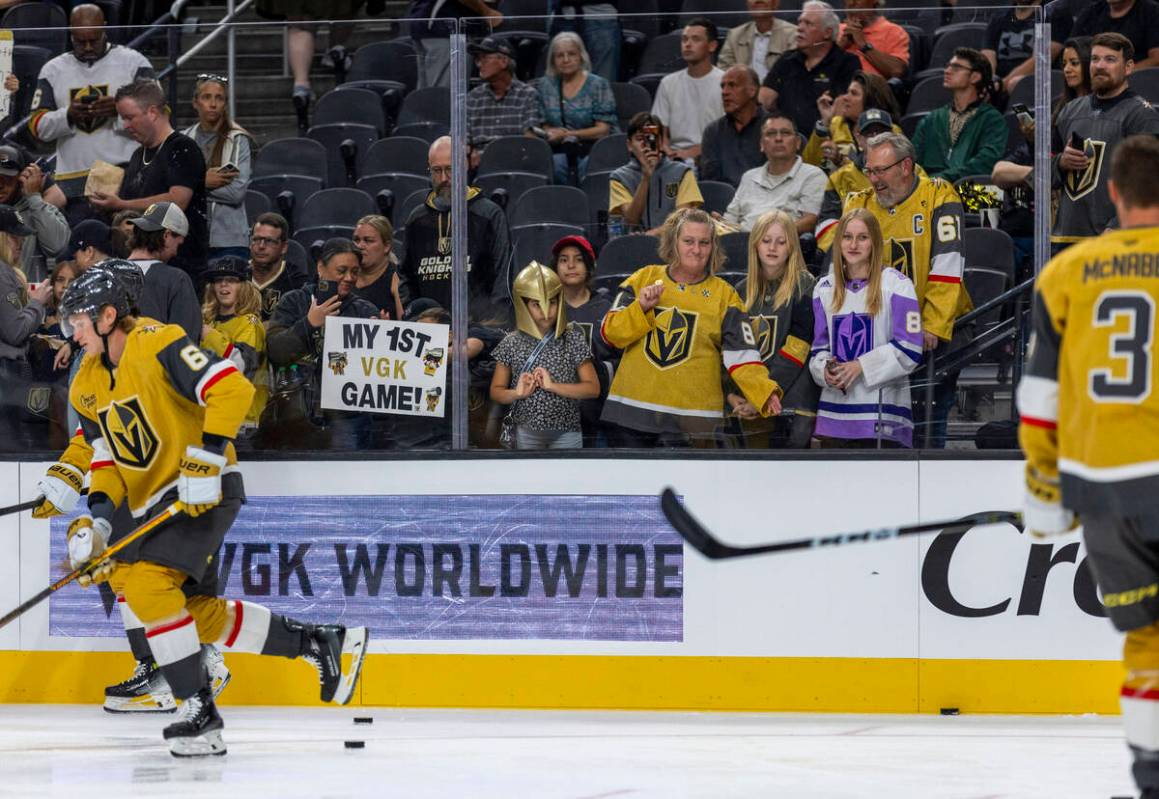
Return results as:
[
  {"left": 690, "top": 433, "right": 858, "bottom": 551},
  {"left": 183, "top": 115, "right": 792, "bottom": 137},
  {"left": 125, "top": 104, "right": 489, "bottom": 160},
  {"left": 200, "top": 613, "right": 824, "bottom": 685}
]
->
[
  {"left": 347, "top": 40, "right": 419, "bottom": 93},
  {"left": 597, "top": 233, "right": 661, "bottom": 274},
  {"left": 588, "top": 134, "right": 628, "bottom": 175},
  {"left": 513, "top": 223, "right": 586, "bottom": 268},
  {"left": 476, "top": 172, "right": 549, "bottom": 208},
  {"left": 245, "top": 190, "right": 271, "bottom": 227},
  {"left": 313, "top": 88, "right": 387, "bottom": 135},
  {"left": 610, "top": 83, "right": 652, "bottom": 130},
  {"left": 254, "top": 138, "right": 328, "bottom": 181},
  {"left": 363, "top": 137, "right": 431, "bottom": 178},
  {"left": 298, "top": 188, "right": 376, "bottom": 230},
  {"left": 477, "top": 136, "right": 555, "bottom": 178},
  {"left": 698, "top": 180, "right": 736, "bottom": 216},
  {"left": 509, "top": 185, "right": 591, "bottom": 228},
  {"left": 307, "top": 123, "right": 379, "bottom": 188}
]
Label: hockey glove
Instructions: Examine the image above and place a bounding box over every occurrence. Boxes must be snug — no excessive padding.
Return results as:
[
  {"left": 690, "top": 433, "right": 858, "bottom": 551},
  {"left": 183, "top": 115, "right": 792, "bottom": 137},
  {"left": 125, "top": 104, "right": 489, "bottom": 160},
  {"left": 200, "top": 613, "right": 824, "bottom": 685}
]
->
[
  {"left": 67, "top": 516, "right": 113, "bottom": 587},
  {"left": 177, "top": 445, "right": 227, "bottom": 518},
  {"left": 1024, "top": 464, "right": 1079, "bottom": 539},
  {"left": 32, "top": 462, "right": 84, "bottom": 518}
]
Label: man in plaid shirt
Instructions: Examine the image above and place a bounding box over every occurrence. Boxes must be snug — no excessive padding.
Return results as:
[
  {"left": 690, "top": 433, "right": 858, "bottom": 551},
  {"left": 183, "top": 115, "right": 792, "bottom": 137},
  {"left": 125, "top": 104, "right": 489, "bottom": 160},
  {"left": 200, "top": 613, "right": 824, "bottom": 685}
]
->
[{"left": 466, "top": 37, "right": 544, "bottom": 170}]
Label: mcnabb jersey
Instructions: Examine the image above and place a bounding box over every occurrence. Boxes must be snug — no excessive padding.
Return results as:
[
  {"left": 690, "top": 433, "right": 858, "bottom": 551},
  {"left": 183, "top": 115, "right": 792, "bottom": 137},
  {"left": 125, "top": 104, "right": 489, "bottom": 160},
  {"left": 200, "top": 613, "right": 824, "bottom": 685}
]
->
[
  {"left": 843, "top": 176, "right": 972, "bottom": 341},
  {"left": 600, "top": 265, "right": 779, "bottom": 434},
  {"left": 1018, "top": 226, "right": 1159, "bottom": 516},
  {"left": 70, "top": 320, "right": 254, "bottom": 518}
]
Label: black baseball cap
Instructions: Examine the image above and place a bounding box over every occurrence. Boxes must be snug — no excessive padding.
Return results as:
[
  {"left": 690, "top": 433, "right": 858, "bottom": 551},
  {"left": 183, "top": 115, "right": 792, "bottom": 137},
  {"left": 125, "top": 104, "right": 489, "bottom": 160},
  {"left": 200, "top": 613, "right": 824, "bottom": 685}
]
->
[
  {"left": 857, "top": 109, "right": 894, "bottom": 134},
  {"left": 64, "top": 219, "right": 112, "bottom": 259},
  {"left": 0, "top": 145, "right": 25, "bottom": 178},
  {"left": 0, "top": 205, "right": 32, "bottom": 236},
  {"left": 467, "top": 36, "right": 515, "bottom": 59},
  {"left": 202, "top": 255, "right": 252, "bottom": 282}
]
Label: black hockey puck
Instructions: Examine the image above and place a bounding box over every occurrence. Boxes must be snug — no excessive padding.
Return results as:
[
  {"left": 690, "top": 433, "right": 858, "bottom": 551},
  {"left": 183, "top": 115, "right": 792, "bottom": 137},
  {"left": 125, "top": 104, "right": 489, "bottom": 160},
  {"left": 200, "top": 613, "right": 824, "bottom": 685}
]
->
[
  {"left": 344, "top": 740, "right": 365, "bottom": 749},
  {"left": 940, "top": 707, "right": 959, "bottom": 716},
  {"left": 353, "top": 717, "right": 373, "bottom": 725}
]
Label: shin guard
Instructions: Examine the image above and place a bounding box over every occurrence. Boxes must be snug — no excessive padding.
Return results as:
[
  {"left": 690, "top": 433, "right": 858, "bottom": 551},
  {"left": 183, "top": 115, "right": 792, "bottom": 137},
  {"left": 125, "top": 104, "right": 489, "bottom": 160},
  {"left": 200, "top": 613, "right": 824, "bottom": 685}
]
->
[{"left": 145, "top": 614, "right": 202, "bottom": 701}]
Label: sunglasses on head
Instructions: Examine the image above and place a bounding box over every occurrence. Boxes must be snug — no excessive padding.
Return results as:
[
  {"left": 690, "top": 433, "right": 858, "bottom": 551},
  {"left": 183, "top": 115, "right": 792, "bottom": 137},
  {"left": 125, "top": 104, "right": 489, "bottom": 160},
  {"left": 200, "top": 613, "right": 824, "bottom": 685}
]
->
[{"left": 196, "top": 73, "right": 229, "bottom": 85}]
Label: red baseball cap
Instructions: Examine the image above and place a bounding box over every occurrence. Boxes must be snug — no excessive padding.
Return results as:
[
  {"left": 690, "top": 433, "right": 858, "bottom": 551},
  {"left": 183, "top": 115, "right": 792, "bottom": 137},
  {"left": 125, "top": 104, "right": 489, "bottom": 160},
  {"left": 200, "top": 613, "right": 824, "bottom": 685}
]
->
[{"left": 551, "top": 234, "right": 596, "bottom": 264}]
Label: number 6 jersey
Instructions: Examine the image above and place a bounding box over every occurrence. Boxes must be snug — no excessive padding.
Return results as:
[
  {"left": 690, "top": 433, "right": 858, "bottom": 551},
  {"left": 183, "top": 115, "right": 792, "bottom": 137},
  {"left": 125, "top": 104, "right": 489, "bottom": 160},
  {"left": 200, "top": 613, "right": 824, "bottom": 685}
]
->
[
  {"left": 1018, "top": 226, "right": 1159, "bottom": 516},
  {"left": 70, "top": 320, "right": 254, "bottom": 519}
]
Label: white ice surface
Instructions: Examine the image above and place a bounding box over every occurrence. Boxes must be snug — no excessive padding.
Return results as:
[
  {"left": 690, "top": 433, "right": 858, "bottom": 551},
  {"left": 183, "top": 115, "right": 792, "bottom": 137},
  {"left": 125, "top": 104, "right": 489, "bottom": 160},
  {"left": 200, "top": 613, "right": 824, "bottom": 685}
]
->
[{"left": 0, "top": 706, "right": 1137, "bottom": 799}]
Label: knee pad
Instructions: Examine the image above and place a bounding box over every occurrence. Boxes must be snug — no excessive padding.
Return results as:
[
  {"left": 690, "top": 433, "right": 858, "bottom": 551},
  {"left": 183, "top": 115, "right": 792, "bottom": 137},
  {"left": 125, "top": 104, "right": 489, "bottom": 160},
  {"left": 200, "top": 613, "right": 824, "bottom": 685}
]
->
[{"left": 120, "top": 562, "right": 190, "bottom": 626}]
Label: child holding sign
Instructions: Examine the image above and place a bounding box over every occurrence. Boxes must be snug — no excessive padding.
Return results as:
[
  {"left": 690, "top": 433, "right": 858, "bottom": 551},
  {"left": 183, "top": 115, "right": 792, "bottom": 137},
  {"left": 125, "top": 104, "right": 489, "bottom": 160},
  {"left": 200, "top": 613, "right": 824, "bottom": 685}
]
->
[{"left": 490, "top": 262, "right": 599, "bottom": 449}]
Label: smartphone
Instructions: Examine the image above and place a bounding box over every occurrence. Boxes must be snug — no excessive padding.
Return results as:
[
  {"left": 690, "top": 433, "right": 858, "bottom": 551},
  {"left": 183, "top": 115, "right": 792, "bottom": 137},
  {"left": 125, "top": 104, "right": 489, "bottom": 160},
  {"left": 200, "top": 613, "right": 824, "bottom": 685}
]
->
[
  {"left": 641, "top": 123, "right": 660, "bottom": 153},
  {"left": 218, "top": 163, "right": 239, "bottom": 174},
  {"left": 1069, "top": 131, "right": 1084, "bottom": 151},
  {"left": 313, "top": 279, "right": 339, "bottom": 304},
  {"left": 1011, "top": 103, "right": 1033, "bottom": 127}
]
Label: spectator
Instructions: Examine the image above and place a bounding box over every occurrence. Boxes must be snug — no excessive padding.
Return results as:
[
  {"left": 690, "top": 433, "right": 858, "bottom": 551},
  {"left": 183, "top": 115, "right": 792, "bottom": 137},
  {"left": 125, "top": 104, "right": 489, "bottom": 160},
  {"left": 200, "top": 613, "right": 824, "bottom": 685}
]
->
[
  {"left": 549, "top": 234, "right": 617, "bottom": 447},
  {"left": 180, "top": 75, "right": 254, "bottom": 261},
  {"left": 723, "top": 113, "right": 827, "bottom": 233},
  {"left": 44, "top": 260, "right": 80, "bottom": 337},
  {"left": 844, "top": 132, "right": 971, "bottom": 447},
  {"left": 809, "top": 208, "right": 922, "bottom": 447},
  {"left": 249, "top": 211, "right": 308, "bottom": 320},
  {"left": 265, "top": 238, "right": 380, "bottom": 449},
  {"left": 760, "top": 1, "right": 860, "bottom": 135},
  {"left": 700, "top": 66, "right": 768, "bottom": 188},
  {"left": 983, "top": 0, "right": 1071, "bottom": 95},
  {"left": 912, "top": 48, "right": 1007, "bottom": 183},
  {"left": 490, "top": 262, "right": 599, "bottom": 450},
  {"left": 1053, "top": 32, "right": 1159, "bottom": 250},
  {"left": 408, "top": 0, "right": 503, "bottom": 89},
  {"left": 199, "top": 256, "right": 267, "bottom": 437},
  {"left": 92, "top": 80, "right": 210, "bottom": 280},
  {"left": 0, "top": 207, "right": 52, "bottom": 450},
  {"left": 730, "top": 209, "right": 819, "bottom": 448},
  {"left": 536, "top": 31, "right": 618, "bottom": 185},
  {"left": 1054, "top": 36, "right": 1092, "bottom": 124},
  {"left": 718, "top": 0, "right": 799, "bottom": 83},
  {"left": 466, "top": 37, "right": 543, "bottom": 170},
  {"left": 837, "top": 0, "right": 910, "bottom": 81},
  {"left": 0, "top": 145, "right": 69, "bottom": 281},
  {"left": 609, "top": 112, "right": 704, "bottom": 235},
  {"left": 548, "top": 0, "right": 622, "bottom": 82},
  {"left": 125, "top": 201, "right": 202, "bottom": 343},
  {"left": 802, "top": 69, "right": 900, "bottom": 168},
  {"left": 63, "top": 219, "right": 113, "bottom": 271},
  {"left": 1072, "top": 0, "right": 1159, "bottom": 69},
  {"left": 399, "top": 136, "right": 511, "bottom": 323},
  {"left": 30, "top": 4, "right": 154, "bottom": 224},
  {"left": 815, "top": 108, "right": 899, "bottom": 247},
  {"left": 991, "top": 125, "right": 1036, "bottom": 277},
  {"left": 651, "top": 18, "right": 725, "bottom": 163},
  {"left": 110, "top": 209, "right": 136, "bottom": 257},
  {"left": 598, "top": 207, "right": 782, "bottom": 446},
  {"left": 352, "top": 214, "right": 404, "bottom": 320}
]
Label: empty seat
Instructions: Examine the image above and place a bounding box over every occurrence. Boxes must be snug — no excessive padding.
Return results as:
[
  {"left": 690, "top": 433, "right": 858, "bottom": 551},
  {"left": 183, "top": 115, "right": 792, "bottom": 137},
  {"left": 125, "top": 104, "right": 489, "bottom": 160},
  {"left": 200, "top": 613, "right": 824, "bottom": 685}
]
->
[
  {"left": 509, "top": 185, "right": 591, "bottom": 228},
  {"left": 963, "top": 266, "right": 1008, "bottom": 331},
  {"left": 718, "top": 232, "right": 750, "bottom": 273},
  {"left": 476, "top": 171, "right": 549, "bottom": 208},
  {"left": 587, "top": 133, "right": 628, "bottom": 175},
  {"left": 245, "top": 190, "right": 271, "bottom": 227},
  {"left": 963, "top": 226, "right": 1015, "bottom": 285},
  {"left": 294, "top": 225, "right": 357, "bottom": 252},
  {"left": 2, "top": 3, "right": 67, "bottom": 53},
  {"left": 313, "top": 88, "right": 387, "bottom": 135},
  {"left": 1006, "top": 70, "right": 1063, "bottom": 111},
  {"left": 397, "top": 87, "right": 451, "bottom": 128},
  {"left": 298, "top": 188, "right": 376, "bottom": 230},
  {"left": 254, "top": 138, "right": 328, "bottom": 181},
  {"left": 698, "top": 180, "right": 736, "bottom": 217},
  {"left": 286, "top": 239, "right": 311, "bottom": 271},
  {"left": 637, "top": 32, "right": 685, "bottom": 75},
  {"left": 597, "top": 233, "right": 661, "bottom": 274},
  {"left": 356, "top": 173, "right": 430, "bottom": 218},
  {"left": 610, "top": 83, "right": 652, "bottom": 131},
  {"left": 249, "top": 175, "right": 325, "bottom": 213},
  {"left": 492, "top": 31, "right": 549, "bottom": 82},
  {"left": 9, "top": 45, "right": 51, "bottom": 122},
  {"left": 392, "top": 121, "right": 450, "bottom": 143},
  {"left": 512, "top": 223, "right": 586, "bottom": 267},
  {"left": 307, "top": 123, "right": 379, "bottom": 188},
  {"left": 923, "top": 22, "right": 987, "bottom": 74},
  {"left": 477, "top": 135, "right": 554, "bottom": 177},
  {"left": 347, "top": 40, "right": 419, "bottom": 93},
  {"left": 1128, "top": 66, "right": 1159, "bottom": 104},
  {"left": 905, "top": 76, "right": 952, "bottom": 115},
  {"left": 363, "top": 136, "right": 431, "bottom": 178},
  {"left": 396, "top": 187, "right": 431, "bottom": 229},
  {"left": 628, "top": 73, "right": 663, "bottom": 103},
  {"left": 580, "top": 170, "right": 613, "bottom": 226}
]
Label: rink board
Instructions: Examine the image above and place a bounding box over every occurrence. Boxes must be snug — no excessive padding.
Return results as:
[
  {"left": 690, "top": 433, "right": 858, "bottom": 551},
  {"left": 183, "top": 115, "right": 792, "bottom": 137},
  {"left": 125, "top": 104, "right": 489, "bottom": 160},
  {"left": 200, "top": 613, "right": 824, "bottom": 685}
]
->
[{"left": 0, "top": 457, "right": 1124, "bottom": 713}]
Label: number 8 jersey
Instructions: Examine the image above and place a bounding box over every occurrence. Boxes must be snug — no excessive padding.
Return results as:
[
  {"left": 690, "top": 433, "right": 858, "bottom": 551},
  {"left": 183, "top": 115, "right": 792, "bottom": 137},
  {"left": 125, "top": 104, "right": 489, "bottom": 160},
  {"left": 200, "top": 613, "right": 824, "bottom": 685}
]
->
[
  {"left": 1018, "top": 227, "right": 1159, "bottom": 516},
  {"left": 70, "top": 320, "right": 255, "bottom": 519}
]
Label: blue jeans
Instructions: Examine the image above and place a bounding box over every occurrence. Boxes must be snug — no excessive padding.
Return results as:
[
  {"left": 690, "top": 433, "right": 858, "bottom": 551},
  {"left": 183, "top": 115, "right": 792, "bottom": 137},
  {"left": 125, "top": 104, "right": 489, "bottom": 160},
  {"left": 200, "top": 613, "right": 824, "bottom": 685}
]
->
[
  {"left": 516, "top": 426, "right": 583, "bottom": 449},
  {"left": 549, "top": 15, "right": 621, "bottom": 82},
  {"left": 552, "top": 152, "right": 590, "bottom": 185}
]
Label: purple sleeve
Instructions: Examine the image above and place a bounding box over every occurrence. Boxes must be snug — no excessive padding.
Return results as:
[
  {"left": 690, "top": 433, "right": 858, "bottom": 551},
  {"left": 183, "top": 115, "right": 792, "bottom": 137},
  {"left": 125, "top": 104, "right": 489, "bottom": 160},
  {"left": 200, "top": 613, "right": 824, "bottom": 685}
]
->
[
  {"left": 810, "top": 296, "right": 831, "bottom": 357},
  {"left": 889, "top": 290, "right": 924, "bottom": 365}
]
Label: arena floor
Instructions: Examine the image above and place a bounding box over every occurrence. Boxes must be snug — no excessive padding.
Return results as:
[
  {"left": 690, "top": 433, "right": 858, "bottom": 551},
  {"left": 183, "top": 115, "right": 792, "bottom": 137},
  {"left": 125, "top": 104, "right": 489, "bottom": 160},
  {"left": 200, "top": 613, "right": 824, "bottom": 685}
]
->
[{"left": 0, "top": 706, "right": 1134, "bottom": 798}]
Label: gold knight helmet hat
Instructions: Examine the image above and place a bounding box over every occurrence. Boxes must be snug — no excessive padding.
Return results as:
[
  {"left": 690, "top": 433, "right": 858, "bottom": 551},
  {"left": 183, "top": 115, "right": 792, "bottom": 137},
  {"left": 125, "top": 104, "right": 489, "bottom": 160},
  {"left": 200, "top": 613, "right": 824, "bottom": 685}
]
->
[{"left": 512, "top": 261, "right": 566, "bottom": 339}]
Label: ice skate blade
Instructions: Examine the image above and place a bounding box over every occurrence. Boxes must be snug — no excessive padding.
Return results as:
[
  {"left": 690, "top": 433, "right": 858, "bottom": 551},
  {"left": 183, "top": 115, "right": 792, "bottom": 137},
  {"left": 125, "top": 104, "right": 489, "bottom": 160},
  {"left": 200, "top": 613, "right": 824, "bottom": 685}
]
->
[
  {"left": 103, "top": 693, "right": 177, "bottom": 713},
  {"left": 210, "top": 670, "right": 232, "bottom": 701},
  {"left": 168, "top": 729, "right": 227, "bottom": 758},
  {"left": 332, "top": 627, "right": 368, "bottom": 706}
]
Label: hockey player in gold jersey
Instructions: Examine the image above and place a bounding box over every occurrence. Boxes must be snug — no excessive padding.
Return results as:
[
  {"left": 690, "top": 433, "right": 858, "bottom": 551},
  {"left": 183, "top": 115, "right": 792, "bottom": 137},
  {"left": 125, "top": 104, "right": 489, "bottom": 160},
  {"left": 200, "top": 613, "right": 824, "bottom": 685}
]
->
[
  {"left": 58, "top": 267, "right": 367, "bottom": 757},
  {"left": 1017, "top": 134, "right": 1159, "bottom": 798}
]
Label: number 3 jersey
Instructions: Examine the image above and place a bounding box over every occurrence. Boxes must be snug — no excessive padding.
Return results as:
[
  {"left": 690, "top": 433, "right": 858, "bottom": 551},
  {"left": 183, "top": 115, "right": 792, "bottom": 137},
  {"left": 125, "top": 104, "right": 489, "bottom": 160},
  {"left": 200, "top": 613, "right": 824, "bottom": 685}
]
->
[
  {"left": 1018, "top": 226, "right": 1159, "bottom": 516},
  {"left": 70, "top": 320, "right": 254, "bottom": 519}
]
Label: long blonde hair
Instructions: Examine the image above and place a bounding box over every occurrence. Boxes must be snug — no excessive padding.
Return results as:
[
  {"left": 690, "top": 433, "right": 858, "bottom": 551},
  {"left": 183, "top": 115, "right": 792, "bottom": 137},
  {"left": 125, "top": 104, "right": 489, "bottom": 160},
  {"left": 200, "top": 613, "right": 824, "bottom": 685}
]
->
[
  {"left": 202, "top": 279, "right": 262, "bottom": 322},
  {"left": 829, "top": 208, "right": 885, "bottom": 316},
  {"left": 657, "top": 207, "right": 725, "bottom": 276},
  {"left": 744, "top": 210, "right": 807, "bottom": 311}
]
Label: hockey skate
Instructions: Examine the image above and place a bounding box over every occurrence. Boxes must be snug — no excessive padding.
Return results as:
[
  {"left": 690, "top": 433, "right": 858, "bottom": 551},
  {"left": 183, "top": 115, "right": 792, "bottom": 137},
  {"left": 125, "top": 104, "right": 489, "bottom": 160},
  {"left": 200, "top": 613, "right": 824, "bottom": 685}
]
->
[
  {"left": 103, "top": 659, "right": 176, "bottom": 713},
  {"left": 202, "top": 644, "right": 232, "bottom": 701},
  {"left": 301, "top": 624, "right": 368, "bottom": 705},
  {"left": 163, "top": 686, "right": 226, "bottom": 757}
]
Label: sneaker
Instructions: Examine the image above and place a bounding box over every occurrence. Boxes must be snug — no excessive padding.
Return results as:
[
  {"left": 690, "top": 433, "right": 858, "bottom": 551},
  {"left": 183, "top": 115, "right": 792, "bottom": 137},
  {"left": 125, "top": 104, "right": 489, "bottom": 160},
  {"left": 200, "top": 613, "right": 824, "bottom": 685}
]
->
[
  {"left": 163, "top": 687, "right": 226, "bottom": 757},
  {"left": 301, "top": 625, "right": 368, "bottom": 705},
  {"left": 202, "top": 645, "right": 231, "bottom": 702},
  {"left": 292, "top": 84, "right": 312, "bottom": 135},
  {"left": 103, "top": 659, "right": 176, "bottom": 713}
]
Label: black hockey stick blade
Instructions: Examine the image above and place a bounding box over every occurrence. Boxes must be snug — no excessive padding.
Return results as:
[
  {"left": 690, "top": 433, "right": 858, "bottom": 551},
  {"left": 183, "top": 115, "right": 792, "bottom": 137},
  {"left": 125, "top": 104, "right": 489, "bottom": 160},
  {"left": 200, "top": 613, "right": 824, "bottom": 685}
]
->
[
  {"left": 0, "top": 503, "right": 182, "bottom": 630},
  {"left": 0, "top": 498, "right": 42, "bottom": 517},
  {"left": 660, "top": 487, "right": 1022, "bottom": 560}
]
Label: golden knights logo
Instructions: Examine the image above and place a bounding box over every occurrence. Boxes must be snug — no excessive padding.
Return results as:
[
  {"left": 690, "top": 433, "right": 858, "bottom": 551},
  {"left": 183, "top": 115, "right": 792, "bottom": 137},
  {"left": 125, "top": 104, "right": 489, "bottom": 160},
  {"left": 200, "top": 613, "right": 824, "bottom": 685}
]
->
[
  {"left": 261, "top": 288, "right": 281, "bottom": 318},
  {"left": 644, "top": 306, "right": 697, "bottom": 369},
  {"left": 67, "top": 84, "right": 111, "bottom": 134},
  {"left": 750, "top": 314, "right": 778, "bottom": 362},
  {"left": 98, "top": 397, "right": 159, "bottom": 470},
  {"left": 1064, "top": 137, "right": 1106, "bottom": 201},
  {"left": 327, "top": 351, "right": 348, "bottom": 376},
  {"left": 887, "top": 238, "right": 915, "bottom": 278},
  {"left": 574, "top": 321, "right": 594, "bottom": 351}
]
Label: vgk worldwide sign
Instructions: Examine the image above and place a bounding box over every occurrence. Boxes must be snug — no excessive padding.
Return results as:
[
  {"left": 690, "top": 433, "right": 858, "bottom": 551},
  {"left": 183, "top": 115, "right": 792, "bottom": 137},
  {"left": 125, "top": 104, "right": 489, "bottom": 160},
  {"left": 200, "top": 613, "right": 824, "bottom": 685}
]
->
[{"left": 320, "top": 318, "right": 449, "bottom": 417}]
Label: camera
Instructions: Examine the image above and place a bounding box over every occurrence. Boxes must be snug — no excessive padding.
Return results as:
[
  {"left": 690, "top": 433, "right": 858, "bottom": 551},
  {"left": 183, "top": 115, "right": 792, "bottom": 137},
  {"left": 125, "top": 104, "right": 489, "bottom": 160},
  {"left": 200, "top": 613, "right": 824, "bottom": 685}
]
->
[{"left": 641, "top": 123, "right": 660, "bottom": 153}]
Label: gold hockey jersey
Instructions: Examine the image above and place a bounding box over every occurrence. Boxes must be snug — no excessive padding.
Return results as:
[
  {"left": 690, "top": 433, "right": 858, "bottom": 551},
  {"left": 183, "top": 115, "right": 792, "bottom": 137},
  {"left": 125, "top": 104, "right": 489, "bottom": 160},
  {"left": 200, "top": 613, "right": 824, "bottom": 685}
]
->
[
  {"left": 1018, "top": 226, "right": 1159, "bottom": 516},
  {"left": 70, "top": 320, "right": 254, "bottom": 518},
  {"left": 600, "top": 265, "right": 780, "bottom": 434},
  {"left": 202, "top": 313, "right": 268, "bottom": 427},
  {"left": 842, "top": 176, "right": 972, "bottom": 341}
]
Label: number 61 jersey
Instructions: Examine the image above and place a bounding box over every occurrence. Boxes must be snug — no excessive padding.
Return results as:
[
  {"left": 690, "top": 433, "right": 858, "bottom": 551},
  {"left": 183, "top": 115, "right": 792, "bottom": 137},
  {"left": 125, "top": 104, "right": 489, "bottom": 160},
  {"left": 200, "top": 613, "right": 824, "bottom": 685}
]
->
[
  {"left": 70, "top": 320, "right": 255, "bottom": 519},
  {"left": 1017, "top": 227, "right": 1159, "bottom": 517}
]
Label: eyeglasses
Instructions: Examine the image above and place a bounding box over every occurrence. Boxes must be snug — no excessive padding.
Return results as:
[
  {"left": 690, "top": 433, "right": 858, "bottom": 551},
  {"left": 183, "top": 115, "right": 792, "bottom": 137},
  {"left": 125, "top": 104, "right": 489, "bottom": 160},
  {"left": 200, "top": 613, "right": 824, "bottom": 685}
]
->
[
  {"left": 944, "top": 62, "right": 974, "bottom": 72},
  {"left": 250, "top": 235, "right": 283, "bottom": 246},
  {"left": 864, "top": 157, "right": 908, "bottom": 178},
  {"left": 764, "top": 128, "right": 796, "bottom": 138},
  {"left": 196, "top": 73, "right": 229, "bottom": 85},
  {"left": 428, "top": 166, "right": 453, "bottom": 177}
]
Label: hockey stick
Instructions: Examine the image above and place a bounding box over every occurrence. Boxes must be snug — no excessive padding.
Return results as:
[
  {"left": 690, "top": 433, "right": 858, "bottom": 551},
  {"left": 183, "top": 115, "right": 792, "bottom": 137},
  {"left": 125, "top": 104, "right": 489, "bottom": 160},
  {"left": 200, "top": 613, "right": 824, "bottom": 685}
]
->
[
  {"left": 659, "top": 487, "right": 1022, "bottom": 560},
  {"left": 0, "top": 503, "right": 182, "bottom": 630},
  {"left": 0, "top": 498, "right": 42, "bottom": 517}
]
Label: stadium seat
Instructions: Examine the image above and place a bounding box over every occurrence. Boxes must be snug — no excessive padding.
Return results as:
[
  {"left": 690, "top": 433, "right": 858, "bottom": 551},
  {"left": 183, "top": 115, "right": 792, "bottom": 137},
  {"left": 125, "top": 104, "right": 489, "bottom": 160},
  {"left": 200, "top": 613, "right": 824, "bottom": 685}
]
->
[
  {"left": 900, "top": 111, "right": 928, "bottom": 139},
  {"left": 963, "top": 266, "right": 1008, "bottom": 332},
  {"left": 363, "top": 137, "right": 432, "bottom": 178},
  {"left": 476, "top": 172, "right": 549, "bottom": 208},
  {"left": 719, "top": 232, "right": 750, "bottom": 273},
  {"left": 512, "top": 223, "right": 586, "bottom": 267},
  {"left": 298, "top": 188, "right": 376, "bottom": 230},
  {"left": 392, "top": 121, "right": 450, "bottom": 143},
  {"left": 509, "top": 185, "right": 591, "bottom": 229},
  {"left": 477, "top": 136, "right": 554, "bottom": 178},
  {"left": 254, "top": 138, "right": 328, "bottom": 182},
  {"left": 1007, "top": 70, "right": 1063, "bottom": 111},
  {"left": 917, "top": 22, "right": 987, "bottom": 79},
  {"left": 580, "top": 170, "right": 613, "bottom": 227},
  {"left": 313, "top": 88, "right": 387, "bottom": 135},
  {"left": 905, "top": 76, "right": 951, "bottom": 115},
  {"left": 249, "top": 175, "right": 325, "bottom": 221},
  {"left": 697, "top": 180, "right": 736, "bottom": 216},
  {"left": 492, "top": 31, "right": 549, "bottom": 82},
  {"left": 245, "top": 190, "right": 271, "bottom": 227},
  {"left": 1129, "top": 67, "right": 1159, "bottom": 104},
  {"left": 963, "top": 226, "right": 1015, "bottom": 285},
  {"left": 294, "top": 226, "right": 357, "bottom": 252},
  {"left": 900, "top": 24, "right": 929, "bottom": 75},
  {"left": 628, "top": 73, "right": 663, "bottom": 103},
  {"left": 396, "top": 187, "right": 431, "bottom": 229},
  {"left": 587, "top": 134, "right": 628, "bottom": 175},
  {"left": 9, "top": 45, "right": 51, "bottom": 123},
  {"left": 397, "top": 87, "right": 451, "bottom": 128},
  {"left": 637, "top": 32, "right": 685, "bottom": 75},
  {"left": 356, "top": 173, "right": 430, "bottom": 218},
  {"left": 307, "top": 123, "right": 379, "bottom": 188},
  {"left": 286, "top": 239, "right": 311, "bottom": 271},
  {"left": 610, "top": 83, "right": 651, "bottom": 131},
  {"left": 598, "top": 233, "right": 661, "bottom": 275},
  {"left": 2, "top": 3, "right": 67, "bottom": 53},
  {"left": 347, "top": 40, "right": 419, "bottom": 93}
]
